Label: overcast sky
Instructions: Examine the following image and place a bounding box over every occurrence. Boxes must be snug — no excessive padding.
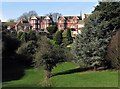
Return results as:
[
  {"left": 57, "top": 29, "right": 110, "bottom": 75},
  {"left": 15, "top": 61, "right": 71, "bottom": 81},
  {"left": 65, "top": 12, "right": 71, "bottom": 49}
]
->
[{"left": 1, "top": 2, "right": 98, "bottom": 22}]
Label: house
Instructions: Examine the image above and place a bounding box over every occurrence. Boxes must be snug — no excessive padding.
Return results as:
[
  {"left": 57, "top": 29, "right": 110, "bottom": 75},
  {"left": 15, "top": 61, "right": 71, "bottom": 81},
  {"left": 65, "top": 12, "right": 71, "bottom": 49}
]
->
[
  {"left": 1, "top": 13, "right": 90, "bottom": 37},
  {"left": 58, "top": 16, "right": 82, "bottom": 31},
  {"left": 15, "top": 19, "right": 31, "bottom": 31},
  {"left": 42, "top": 16, "right": 53, "bottom": 31},
  {"left": 58, "top": 16, "right": 67, "bottom": 30},
  {"left": 29, "top": 16, "right": 53, "bottom": 31},
  {"left": 29, "top": 16, "right": 41, "bottom": 31},
  {"left": 2, "top": 22, "right": 17, "bottom": 31},
  {"left": 58, "top": 14, "right": 90, "bottom": 37}
]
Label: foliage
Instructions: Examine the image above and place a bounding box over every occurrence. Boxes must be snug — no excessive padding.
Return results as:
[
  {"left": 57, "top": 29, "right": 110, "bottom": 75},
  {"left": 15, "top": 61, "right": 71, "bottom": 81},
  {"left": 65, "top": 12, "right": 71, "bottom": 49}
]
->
[
  {"left": 17, "top": 31, "right": 23, "bottom": 40},
  {"left": 7, "top": 19, "right": 16, "bottom": 22},
  {"left": 17, "top": 41, "right": 37, "bottom": 55},
  {"left": 20, "top": 32, "right": 28, "bottom": 42},
  {"left": 106, "top": 28, "right": 120, "bottom": 69},
  {"left": 2, "top": 32, "right": 25, "bottom": 82},
  {"left": 34, "top": 36, "right": 66, "bottom": 78},
  {"left": 27, "top": 30, "right": 37, "bottom": 41},
  {"left": 46, "top": 25, "right": 58, "bottom": 35},
  {"left": 93, "top": 2, "right": 120, "bottom": 13},
  {"left": 17, "top": 31, "right": 39, "bottom": 42},
  {"left": 2, "top": 32, "right": 21, "bottom": 54},
  {"left": 46, "top": 12, "right": 62, "bottom": 22},
  {"left": 17, "top": 10, "right": 38, "bottom": 21},
  {"left": 72, "top": 2, "right": 120, "bottom": 69},
  {"left": 53, "top": 30, "right": 63, "bottom": 45},
  {"left": 2, "top": 25, "right": 7, "bottom": 30},
  {"left": 63, "top": 28, "right": 73, "bottom": 46}
]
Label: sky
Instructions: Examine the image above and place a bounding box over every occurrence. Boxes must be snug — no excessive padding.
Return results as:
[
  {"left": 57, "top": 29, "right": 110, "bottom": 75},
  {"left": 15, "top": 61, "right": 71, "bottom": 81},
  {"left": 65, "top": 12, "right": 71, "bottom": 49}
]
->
[{"left": 1, "top": 2, "right": 98, "bottom": 22}]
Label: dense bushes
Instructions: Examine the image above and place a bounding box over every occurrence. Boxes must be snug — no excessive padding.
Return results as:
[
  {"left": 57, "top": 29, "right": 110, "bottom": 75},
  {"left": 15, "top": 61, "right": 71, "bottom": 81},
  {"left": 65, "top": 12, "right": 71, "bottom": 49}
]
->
[{"left": 2, "top": 32, "right": 24, "bottom": 82}]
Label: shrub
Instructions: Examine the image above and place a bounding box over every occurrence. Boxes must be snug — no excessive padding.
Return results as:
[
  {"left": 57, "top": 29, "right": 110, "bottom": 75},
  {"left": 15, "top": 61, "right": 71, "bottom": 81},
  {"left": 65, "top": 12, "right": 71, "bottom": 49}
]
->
[
  {"left": 63, "top": 28, "right": 73, "bottom": 46},
  {"left": 53, "top": 30, "right": 63, "bottom": 45}
]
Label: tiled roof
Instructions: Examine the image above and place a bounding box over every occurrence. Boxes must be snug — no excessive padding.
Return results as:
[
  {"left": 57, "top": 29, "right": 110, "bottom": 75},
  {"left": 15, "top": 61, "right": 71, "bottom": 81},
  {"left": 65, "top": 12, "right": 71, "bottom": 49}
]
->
[
  {"left": 2, "top": 22, "right": 17, "bottom": 26},
  {"left": 58, "top": 16, "right": 82, "bottom": 20},
  {"left": 15, "top": 22, "right": 31, "bottom": 26}
]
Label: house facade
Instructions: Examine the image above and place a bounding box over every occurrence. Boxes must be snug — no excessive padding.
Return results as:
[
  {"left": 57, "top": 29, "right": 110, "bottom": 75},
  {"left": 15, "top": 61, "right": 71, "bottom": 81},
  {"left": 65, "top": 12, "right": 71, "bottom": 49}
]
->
[
  {"left": 2, "top": 13, "right": 90, "bottom": 35},
  {"left": 58, "top": 16, "right": 84, "bottom": 31},
  {"left": 29, "top": 16, "right": 53, "bottom": 31}
]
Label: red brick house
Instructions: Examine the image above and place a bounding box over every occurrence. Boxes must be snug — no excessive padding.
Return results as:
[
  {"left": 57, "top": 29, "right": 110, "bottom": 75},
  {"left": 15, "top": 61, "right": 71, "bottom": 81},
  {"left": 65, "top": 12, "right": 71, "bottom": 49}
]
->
[
  {"left": 29, "top": 16, "right": 53, "bottom": 31},
  {"left": 15, "top": 21, "right": 31, "bottom": 31},
  {"left": 58, "top": 16, "right": 81, "bottom": 31},
  {"left": 29, "top": 16, "right": 40, "bottom": 30},
  {"left": 58, "top": 16, "right": 67, "bottom": 30},
  {"left": 41, "top": 16, "right": 53, "bottom": 31},
  {"left": 2, "top": 13, "right": 90, "bottom": 35}
]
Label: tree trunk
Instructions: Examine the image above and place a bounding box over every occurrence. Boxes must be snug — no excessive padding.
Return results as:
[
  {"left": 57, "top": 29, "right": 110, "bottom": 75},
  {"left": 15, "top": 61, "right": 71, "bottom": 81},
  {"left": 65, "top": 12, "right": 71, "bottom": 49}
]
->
[
  {"left": 94, "top": 66, "right": 97, "bottom": 71},
  {"left": 46, "top": 70, "right": 51, "bottom": 79}
]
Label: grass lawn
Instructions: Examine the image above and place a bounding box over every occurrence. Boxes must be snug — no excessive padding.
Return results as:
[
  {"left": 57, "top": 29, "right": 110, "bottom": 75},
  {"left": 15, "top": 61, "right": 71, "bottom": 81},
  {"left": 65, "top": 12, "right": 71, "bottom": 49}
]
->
[
  {"left": 2, "top": 62, "right": 118, "bottom": 87},
  {"left": 51, "top": 62, "right": 118, "bottom": 87},
  {"left": 2, "top": 68, "right": 44, "bottom": 87}
]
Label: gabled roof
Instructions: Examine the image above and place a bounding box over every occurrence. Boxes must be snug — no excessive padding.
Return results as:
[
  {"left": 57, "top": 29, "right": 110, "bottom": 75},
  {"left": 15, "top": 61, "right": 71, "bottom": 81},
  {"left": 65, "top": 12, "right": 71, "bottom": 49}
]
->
[
  {"left": 29, "top": 16, "right": 40, "bottom": 20},
  {"left": 15, "top": 21, "right": 30, "bottom": 26},
  {"left": 44, "top": 16, "right": 50, "bottom": 20},
  {"left": 58, "top": 16, "right": 65, "bottom": 20},
  {"left": 58, "top": 16, "right": 82, "bottom": 20}
]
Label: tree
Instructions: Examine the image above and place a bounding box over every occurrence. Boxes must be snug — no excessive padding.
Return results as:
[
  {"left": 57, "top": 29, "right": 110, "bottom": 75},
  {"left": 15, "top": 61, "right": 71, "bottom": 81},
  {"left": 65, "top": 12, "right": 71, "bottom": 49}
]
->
[
  {"left": 53, "top": 30, "right": 63, "bottom": 45},
  {"left": 27, "top": 30, "right": 37, "bottom": 41},
  {"left": 34, "top": 36, "right": 66, "bottom": 79},
  {"left": 46, "top": 12, "right": 62, "bottom": 22},
  {"left": 46, "top": 25, "right": 58, "bottom": 35},
  {"left": 2, "top": 33, "right": 21, "bottom": 55},
  {"left": 93, "top": 2, "right": 120, "bottom": 13},
  {"left": 7, "top": 19, "right": 16, "bottom": 22},
  {"left": 72, "top": 2, "right": 120, "bottom": 69},
  {"left": 17, "top": 31, "right": 23, "bottom": 40},
  {"left": 17, "top": 10, "right": 38, "bottom": 21},
  {"left": 63, "top": 28, "right": 73, "bottom": 46},
  {"left": 20, "top": 32, "right": 28, "bottom": 42},
  {"left": 28, "top": 10, "right": 38, "bottom": 17}
]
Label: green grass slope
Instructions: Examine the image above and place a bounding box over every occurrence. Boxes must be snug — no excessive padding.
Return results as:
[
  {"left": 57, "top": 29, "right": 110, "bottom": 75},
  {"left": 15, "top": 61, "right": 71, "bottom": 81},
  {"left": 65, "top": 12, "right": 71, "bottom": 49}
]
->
[
  {"left": 3, "top": 62, "right": 118, "bottom": 87},
  {"left": 3, "top": 68, "right": 44, "bottom": 87},
  {"left": 51, "top": 62, "right": 118, "bottom": 87}
]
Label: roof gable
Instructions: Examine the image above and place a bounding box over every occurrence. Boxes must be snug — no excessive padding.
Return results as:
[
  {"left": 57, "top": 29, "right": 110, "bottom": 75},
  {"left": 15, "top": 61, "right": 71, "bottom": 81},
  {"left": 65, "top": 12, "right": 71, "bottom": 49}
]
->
[{"left": 31, "top": 16, "right": 38, "bottom": 20}]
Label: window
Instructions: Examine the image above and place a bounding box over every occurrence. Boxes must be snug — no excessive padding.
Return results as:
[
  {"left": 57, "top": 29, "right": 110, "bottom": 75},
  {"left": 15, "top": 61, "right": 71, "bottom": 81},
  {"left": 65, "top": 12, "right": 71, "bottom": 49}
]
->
[
  {"left": 25, "top": 26, "right": 30, "bottom": 29},
  {"left": 33, "top": 25, "right": 36, "bottom": 28},
  {"left": 18, "top": 26, "right": 22, "bottom": 29},
  {"left": 34, "top": 20, "right": 36, "bottom": 23},
  {"left": 38, "top": 25, "right": 40, "bottom": 28}
]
